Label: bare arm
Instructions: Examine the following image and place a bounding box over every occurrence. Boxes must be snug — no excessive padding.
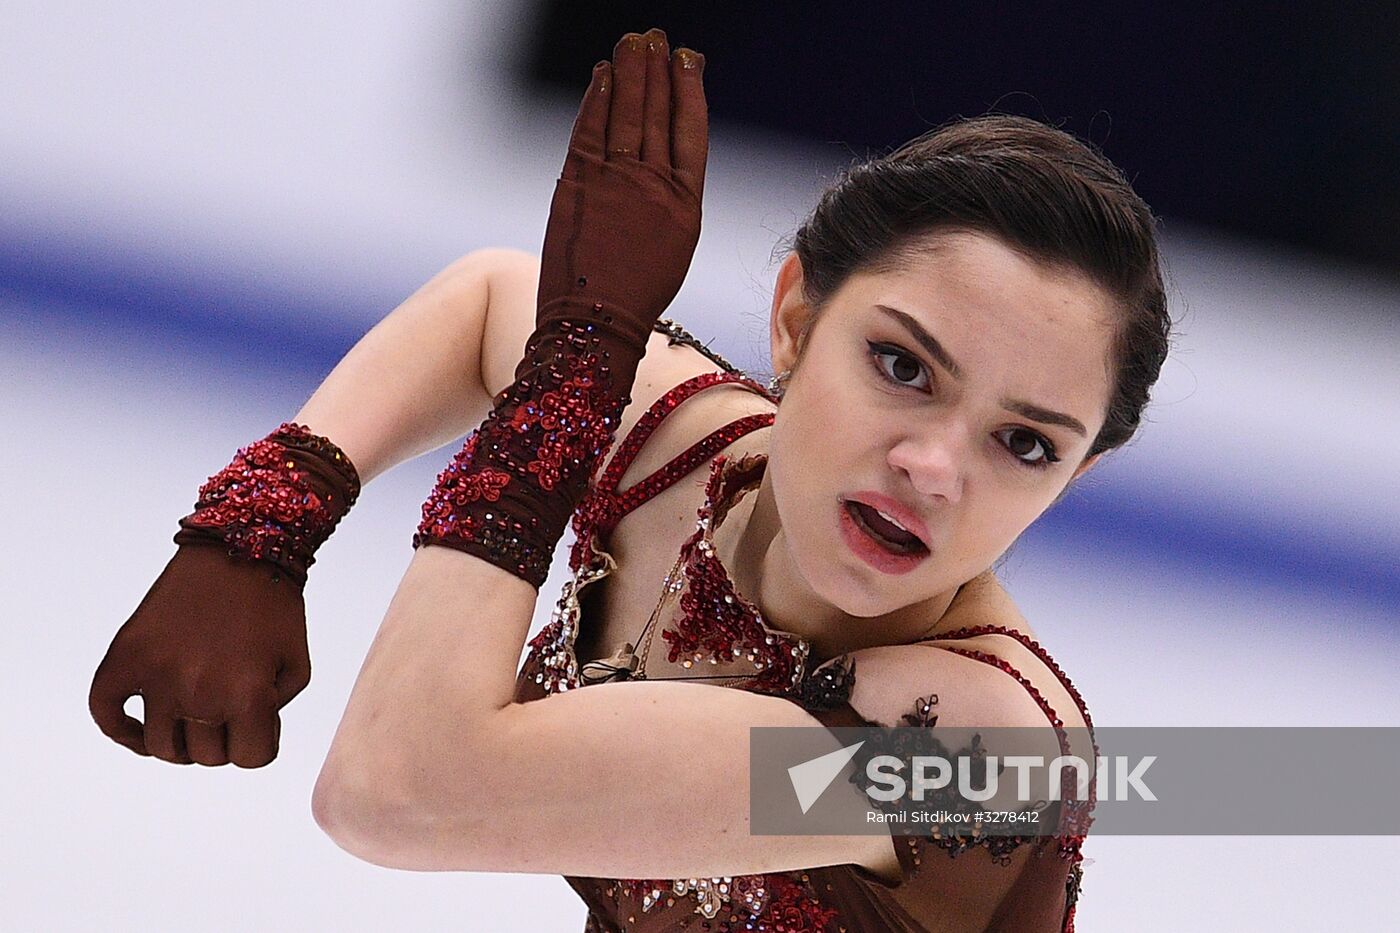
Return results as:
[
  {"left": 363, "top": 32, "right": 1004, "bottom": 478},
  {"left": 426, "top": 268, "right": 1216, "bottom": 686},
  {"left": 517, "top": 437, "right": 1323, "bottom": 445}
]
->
[
  {"left": 292, "top": 247, "right": 535, "bottom": 485},
  {"left": 88, "top": 248, "right": 560, "bottom": 768},
  {"left": 309, "top": 545, "right": 897, "bottom": 878},
  {"left": 309, "top": 547, "right": 1058, "bottom": 881}
]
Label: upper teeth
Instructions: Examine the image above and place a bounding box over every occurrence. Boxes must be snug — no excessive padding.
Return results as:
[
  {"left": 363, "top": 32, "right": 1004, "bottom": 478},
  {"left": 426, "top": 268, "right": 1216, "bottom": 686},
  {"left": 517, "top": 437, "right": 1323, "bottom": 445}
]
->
[{"left": 874, "top": 508, "right": 910, "bottom": 535}]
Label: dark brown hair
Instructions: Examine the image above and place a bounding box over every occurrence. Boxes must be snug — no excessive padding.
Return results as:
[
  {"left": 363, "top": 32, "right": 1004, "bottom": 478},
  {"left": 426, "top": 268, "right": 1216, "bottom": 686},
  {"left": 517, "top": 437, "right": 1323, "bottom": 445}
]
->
[{"left": 786, "top": 114, "right": 1171, "bottom": 458}]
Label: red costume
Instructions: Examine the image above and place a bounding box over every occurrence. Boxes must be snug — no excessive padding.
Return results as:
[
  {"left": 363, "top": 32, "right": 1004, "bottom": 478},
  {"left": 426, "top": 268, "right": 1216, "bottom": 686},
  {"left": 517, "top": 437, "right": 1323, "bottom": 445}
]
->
[{"left": 515, "top": 323, "right": 1096, "bottom": 933}]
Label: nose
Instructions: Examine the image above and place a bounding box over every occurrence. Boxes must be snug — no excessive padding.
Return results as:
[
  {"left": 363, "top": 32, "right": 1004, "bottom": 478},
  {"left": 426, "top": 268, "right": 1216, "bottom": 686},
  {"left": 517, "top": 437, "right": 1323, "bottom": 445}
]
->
[{"left": 887, "top": 426, "right": 965, "bottom": 504}]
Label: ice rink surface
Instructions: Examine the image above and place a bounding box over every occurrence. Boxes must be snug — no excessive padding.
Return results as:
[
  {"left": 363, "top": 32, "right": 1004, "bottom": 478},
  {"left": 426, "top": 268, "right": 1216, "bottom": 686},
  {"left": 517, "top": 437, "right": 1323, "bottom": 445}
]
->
[{"left": 4, "top": 3, "right": 1398, "bottom": 929}]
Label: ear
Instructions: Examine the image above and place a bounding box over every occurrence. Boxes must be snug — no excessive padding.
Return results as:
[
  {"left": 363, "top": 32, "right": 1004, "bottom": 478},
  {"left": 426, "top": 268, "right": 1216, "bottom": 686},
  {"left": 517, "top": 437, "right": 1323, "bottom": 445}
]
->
[{"left": 770, "top": 252, "right": 814, "bottom": 374}]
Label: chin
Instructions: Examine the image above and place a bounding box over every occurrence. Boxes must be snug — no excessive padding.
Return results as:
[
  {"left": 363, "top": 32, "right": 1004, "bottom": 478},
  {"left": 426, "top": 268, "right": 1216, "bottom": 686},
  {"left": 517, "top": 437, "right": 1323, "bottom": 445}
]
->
[
  {"left": 785, "top": 497, "right": 897, "bottom": 619},
  {"left": 811, "top": 585, "right": 880, "bottom": 622},
  {"left": 805, "top": 549, "right": 899, "bottom": 619}
]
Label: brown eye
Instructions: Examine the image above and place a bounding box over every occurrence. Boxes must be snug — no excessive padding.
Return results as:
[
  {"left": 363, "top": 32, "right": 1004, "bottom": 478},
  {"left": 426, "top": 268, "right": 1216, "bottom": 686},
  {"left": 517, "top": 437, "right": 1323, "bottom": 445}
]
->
[
  {"left": 995, "top": 428, "right": 1059, "bottom": 468},
  {"left": 1007, "top": 431, "right": 1038, "bottom": 457},
  {"left": 868, "top": 342, "right": 930, "bottom": 391},
  {"left": 891, "top": 355, "right": 921, "bottom": 382}
]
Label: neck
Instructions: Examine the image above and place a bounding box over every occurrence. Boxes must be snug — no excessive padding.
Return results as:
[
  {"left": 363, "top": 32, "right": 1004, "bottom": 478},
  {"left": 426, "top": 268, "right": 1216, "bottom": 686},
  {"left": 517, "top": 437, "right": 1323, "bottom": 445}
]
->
[{"left": 720, "top": 457, "right": 959, "bottom": 664}]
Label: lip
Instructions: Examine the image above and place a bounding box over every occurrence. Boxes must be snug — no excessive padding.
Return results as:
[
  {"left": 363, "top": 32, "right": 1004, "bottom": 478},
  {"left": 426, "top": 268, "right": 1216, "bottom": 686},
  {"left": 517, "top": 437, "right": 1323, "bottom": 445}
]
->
[
  {"left": 838, "top": 498, "right": 930, "bottom": 575},
  {"left": 843, "top": 491, "right": 931, "bottom": 549}
]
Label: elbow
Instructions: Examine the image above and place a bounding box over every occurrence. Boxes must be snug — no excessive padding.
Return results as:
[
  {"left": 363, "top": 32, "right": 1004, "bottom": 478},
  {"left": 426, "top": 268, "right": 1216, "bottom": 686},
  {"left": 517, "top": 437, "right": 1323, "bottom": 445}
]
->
[
  {"left": 312, "top": 753, "right": 502, "bottom": 872},
  {"left": 312, "top": 760, "right": 432, "bottom": 871},
  {"left": 310, "top": 768, "right": 355, "bottom": 849},
  {"left": 311, "top": 766, "right": 401, "bottom": 869}
]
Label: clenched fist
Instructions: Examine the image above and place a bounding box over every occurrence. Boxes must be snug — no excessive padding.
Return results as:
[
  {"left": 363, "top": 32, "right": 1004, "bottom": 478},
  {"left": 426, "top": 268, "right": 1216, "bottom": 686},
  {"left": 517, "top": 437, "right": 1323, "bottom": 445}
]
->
[
  {"left": 89, "top": 545, "right": 310, "bottom": 767},
  {"left": 90, "top": 423, "right": 359, "bottom": 765}
]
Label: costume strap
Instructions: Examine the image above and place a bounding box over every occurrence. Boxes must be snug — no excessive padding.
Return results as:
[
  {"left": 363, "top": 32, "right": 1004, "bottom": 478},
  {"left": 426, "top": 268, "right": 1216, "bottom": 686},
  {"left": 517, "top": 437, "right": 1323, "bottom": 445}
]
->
[{"left": 595, "top": 368, "right": 774, "bottom": 499}]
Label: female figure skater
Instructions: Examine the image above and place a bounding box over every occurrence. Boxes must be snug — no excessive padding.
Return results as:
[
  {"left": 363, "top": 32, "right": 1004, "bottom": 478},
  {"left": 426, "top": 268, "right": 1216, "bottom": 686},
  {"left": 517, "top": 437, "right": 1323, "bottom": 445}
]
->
[{"left": 91, "top": 27, "right": 1169, "bottom": 932}]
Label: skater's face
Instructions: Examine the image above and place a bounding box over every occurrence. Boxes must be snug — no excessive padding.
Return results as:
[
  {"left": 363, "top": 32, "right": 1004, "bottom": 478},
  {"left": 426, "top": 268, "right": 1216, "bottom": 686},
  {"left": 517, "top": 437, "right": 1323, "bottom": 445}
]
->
[{"left": 766, "top": 231, "right": 1114, "bottom": 618}]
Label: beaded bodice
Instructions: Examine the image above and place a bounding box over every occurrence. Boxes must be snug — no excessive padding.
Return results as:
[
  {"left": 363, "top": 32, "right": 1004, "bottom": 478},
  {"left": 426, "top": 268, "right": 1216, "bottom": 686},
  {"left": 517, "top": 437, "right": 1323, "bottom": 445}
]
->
[{"left": 511, "top": 319, "right": 1095, "bottom": 933}]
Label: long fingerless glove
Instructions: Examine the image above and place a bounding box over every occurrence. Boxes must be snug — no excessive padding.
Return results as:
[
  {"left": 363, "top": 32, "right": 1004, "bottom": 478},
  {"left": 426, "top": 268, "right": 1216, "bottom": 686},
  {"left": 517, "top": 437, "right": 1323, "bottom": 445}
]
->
[{"left": 173, "top": 422, "right": 362, "bottom": 586}]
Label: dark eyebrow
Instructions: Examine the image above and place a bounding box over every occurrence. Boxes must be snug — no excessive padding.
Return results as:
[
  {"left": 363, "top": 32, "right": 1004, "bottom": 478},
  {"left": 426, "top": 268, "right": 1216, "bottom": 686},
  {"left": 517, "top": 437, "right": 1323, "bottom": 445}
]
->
[
  {"left": 874, "top": 303, "right": 1089, "bottom": 438},
  {"left": 1003, "top": 401, "right": 1088, "bottom": 438},
  {"left": 874, "top": 304, "right": 963, "bottom": 380}
]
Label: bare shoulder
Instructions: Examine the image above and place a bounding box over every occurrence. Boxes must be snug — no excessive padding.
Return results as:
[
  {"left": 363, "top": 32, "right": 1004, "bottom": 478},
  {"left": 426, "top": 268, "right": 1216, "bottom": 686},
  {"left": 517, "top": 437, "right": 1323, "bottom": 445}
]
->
[
  {"left": 842, "top": 640, "right": 1054, "bottom": 735},
  {"left": 844, "top": 572, "right": 1092, "bottom": 738}
]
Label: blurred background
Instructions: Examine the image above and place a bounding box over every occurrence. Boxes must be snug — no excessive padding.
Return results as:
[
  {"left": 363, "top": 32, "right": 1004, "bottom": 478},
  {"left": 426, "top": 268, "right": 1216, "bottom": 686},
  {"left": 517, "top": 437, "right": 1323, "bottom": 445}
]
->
[{"left": 4, "top": 1, "right": 1397, "bottom": 929}]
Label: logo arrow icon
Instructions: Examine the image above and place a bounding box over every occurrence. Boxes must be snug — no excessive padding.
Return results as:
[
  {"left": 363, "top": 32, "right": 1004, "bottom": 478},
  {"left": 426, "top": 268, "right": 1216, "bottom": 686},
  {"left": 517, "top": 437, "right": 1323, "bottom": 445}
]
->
[{"left": 788, "top": 741, "right": 865, "bottom": 814}]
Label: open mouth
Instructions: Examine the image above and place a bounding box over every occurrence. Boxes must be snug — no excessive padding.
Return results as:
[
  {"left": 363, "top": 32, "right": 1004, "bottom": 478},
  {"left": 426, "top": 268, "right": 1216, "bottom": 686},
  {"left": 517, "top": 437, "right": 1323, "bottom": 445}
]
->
[{"left": 844, "top": 500, "right": 928, "bottom": 555}]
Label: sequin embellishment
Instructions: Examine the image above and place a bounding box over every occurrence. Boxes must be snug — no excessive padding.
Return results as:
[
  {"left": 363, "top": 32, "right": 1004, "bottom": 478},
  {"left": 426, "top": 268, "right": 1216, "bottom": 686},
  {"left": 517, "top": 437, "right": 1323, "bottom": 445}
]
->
[
  {"left": 177, "top": 422, "right": 361, "bottom": 584},
  {"left": 414, "top": 311, "right": 632, "bottom": 588},
  {"left": 655, "top": 454, "right": 809, "bottom": 696},
  {"left": 616, "top": 872, "right": 839, "bottom": 931}
]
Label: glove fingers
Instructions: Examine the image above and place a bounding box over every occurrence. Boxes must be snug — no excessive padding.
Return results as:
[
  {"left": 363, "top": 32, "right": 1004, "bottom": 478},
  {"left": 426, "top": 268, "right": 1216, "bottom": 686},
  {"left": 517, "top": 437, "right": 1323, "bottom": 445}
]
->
[
  {"left": 142, "top": 694, "right": 193, "bottom": 765},
  {"left": 670, "top": 48, "right": 708, "bottom": 200},
  {"left": 606, "top": 33, "right": 646, "bottom": 158},
  {"left": 183, "top": 718, "right": 229, "bottom": 767},
  {"left": 274, "top": 652, "right": 312, "bottom": 707},
  {"left": 564, "top": 61, "right": 612, "bottom": 179},
  {"left": 88, "top": 665, "right": 150, "bottom": 757},
  {"left": 227, "top": 707, "right": 279, "bottom": 769},
  {"left": 641, "top": 30, "right": 671, "bottom": 168}
]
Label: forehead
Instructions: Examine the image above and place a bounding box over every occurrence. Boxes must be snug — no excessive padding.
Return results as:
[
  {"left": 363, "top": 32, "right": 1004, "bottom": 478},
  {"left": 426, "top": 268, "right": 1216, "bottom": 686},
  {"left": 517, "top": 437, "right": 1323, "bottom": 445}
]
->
[{"left": 835, "top": 231, "right": 1118, "bottom": 415}]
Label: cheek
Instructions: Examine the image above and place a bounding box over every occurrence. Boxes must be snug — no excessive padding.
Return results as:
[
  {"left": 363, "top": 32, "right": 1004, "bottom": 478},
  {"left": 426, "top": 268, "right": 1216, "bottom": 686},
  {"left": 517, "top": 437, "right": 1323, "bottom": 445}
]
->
[
  {"left": 772, "top": 401, "right": 854, "bottom": 510},
  {"left": 954, "top": 487, "right": 1055, "bottom": 555},
  {"left": 769, "top": 440, "right": 840, "bottom": 574},
  {"left": 771, "top": 436, "right": 819, "bottom": 524}
]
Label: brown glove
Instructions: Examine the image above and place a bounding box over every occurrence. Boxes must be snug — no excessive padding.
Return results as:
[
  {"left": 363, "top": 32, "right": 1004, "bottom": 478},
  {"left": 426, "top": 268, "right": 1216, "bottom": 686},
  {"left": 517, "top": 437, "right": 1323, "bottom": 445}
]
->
[
  {"left": 89, "top": 423, "right": 360, "bottom": 766},
  {"left": 413, "top": 29, "right": 708, "bottom": 588},
  {"left": 533, "top": 30, "right": 707, "bottom": 322}
]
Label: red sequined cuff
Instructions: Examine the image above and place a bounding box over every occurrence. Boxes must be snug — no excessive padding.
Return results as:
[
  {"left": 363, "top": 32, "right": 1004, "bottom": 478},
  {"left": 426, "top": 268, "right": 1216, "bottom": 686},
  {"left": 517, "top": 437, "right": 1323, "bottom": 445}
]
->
[
  {"left": 174, "top": 423, "right": 362, "bottom": 586},
  {"left": 413, "top": 301, "right": 646, "bottom": 590}
]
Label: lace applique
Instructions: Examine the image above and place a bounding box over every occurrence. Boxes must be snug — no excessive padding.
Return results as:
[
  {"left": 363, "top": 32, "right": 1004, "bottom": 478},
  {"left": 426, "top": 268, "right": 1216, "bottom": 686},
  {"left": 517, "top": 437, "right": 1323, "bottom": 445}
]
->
[
  {"left": 526, "top": 549, "right": 615, "bottom": 694},
  {"left": 1063, "top": 860, "right": 1084, "bottom": 932},
  {"left": 844, "top": 693, "right": 1062, "bottom": 868},
  {"left": 501, "top": 350, "right": 618, "bottom": 493},
  {"left": 800, "top": 654, "right": 857, "bottom": 711},
  {"left": 413, "top": 313, "right": 630, "bottom": 588}
]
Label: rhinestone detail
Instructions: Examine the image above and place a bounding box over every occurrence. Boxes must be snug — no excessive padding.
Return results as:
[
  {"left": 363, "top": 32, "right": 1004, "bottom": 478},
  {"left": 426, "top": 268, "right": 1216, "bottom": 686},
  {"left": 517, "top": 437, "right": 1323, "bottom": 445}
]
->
[
  {"left": 175, "top": 422, "right": 361, "bottom": 585},
  {"left": 413, "top": 310, "right": 635, "bottom": 588}
]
